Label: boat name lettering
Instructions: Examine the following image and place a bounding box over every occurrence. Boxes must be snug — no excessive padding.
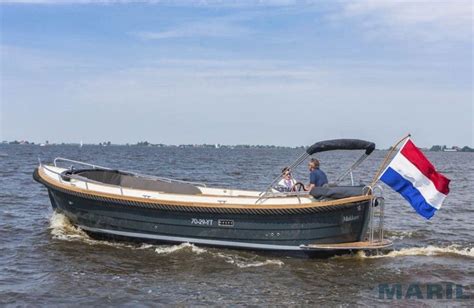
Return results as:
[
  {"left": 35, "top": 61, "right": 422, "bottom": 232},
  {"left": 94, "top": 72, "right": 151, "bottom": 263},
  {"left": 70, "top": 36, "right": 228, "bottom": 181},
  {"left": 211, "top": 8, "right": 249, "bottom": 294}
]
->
[
  {"left": 343, "top": 215, "right": 360, "bottom": 222},
  {"left": 191, "top": 218, "right": 213, "bottom": 226}
]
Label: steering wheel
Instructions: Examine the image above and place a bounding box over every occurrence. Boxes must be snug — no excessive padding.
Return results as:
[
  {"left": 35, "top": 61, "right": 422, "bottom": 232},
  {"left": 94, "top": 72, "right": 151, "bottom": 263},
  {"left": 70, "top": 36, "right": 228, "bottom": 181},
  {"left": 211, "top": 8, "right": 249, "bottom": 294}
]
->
[{"left": 292, "top": 182, "right": 307, "bottom": 192}]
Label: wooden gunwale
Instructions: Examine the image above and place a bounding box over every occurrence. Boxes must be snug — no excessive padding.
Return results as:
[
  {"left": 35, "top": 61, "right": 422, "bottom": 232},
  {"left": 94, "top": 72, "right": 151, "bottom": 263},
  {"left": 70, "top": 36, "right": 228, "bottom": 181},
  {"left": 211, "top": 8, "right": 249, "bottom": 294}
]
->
[{"left": 37, "top": 167, "right": 373, "bottom": 210}]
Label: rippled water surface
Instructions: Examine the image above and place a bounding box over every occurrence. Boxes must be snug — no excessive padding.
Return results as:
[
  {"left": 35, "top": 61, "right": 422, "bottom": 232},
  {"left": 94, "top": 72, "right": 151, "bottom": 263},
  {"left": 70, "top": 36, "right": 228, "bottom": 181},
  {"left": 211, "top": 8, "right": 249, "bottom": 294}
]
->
[{"left": 0, "top": 145, "right": 472, "bottom": 306}]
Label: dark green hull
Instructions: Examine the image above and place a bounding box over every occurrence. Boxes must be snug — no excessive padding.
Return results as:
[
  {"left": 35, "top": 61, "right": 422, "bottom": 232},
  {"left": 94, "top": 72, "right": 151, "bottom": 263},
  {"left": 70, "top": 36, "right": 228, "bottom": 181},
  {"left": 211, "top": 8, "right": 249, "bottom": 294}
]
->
[{"left": 35, "top": 169, "right": 372, "bottom": 252}]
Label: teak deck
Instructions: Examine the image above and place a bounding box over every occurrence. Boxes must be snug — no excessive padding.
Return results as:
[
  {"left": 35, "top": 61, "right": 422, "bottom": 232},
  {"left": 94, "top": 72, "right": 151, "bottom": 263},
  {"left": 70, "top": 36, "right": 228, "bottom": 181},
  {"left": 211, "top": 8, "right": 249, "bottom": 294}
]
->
[{"left": 301, "top": 239, "right": 392, "bottom": 251}]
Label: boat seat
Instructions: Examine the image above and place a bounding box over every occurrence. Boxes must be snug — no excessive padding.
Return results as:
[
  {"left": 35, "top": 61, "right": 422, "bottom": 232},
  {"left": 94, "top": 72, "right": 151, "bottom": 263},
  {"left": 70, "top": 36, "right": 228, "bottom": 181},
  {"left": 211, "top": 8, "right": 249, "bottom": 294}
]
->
[{"left": 67, "top": 169, "right": 202, "bottom": 195}]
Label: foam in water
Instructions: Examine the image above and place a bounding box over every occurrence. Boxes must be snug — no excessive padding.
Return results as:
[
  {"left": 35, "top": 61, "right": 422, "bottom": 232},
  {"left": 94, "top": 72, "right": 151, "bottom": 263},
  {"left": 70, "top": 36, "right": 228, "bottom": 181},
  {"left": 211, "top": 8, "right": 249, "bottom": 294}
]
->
[
  {"left": 215, "top": 252, "right": 284, "bottom": 268},
  {"left": 49, "top": 211, "right": 90, "bottom": 241},
  {"left": 50, "top": 213, "right": 472, "bottom": 263},
  {"left": 372, "top": 245, "right": 473, "bottom": 258},
  {"left": 153, "top": 243, "right": 284, "bottom": 267},
  {"left": 49, "top": 212, "right": 284, "bottom": 267},
  {"left": 49, "top": 212, "right": 146, "bottom": 249},
  {"left": 386, "top": 230, "right": 415, "bottom": 240},
  {"left": 344, "top": 245, "right": 474, "bottom": 259},
  {"left": 225, "top": 258, "right": 284, "bottom": 268},
  {"left": 154, "top": 243, "right": 206, "bottom": 255}
]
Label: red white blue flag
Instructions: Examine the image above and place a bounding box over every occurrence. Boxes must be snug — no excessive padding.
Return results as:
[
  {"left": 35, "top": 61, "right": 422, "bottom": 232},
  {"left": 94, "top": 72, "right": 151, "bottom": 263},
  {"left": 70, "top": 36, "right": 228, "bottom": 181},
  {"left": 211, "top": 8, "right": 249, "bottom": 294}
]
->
[{"left": 380, "top": 138, "right": 450, "bottom": 219}]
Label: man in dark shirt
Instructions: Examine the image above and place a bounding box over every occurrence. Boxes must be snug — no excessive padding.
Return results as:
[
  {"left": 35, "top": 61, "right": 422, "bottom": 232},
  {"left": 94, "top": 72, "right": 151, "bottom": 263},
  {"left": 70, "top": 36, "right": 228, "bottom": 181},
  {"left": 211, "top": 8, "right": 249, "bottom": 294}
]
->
[{"left": 306, "top": 158, "right": 328, "bottom": 191}]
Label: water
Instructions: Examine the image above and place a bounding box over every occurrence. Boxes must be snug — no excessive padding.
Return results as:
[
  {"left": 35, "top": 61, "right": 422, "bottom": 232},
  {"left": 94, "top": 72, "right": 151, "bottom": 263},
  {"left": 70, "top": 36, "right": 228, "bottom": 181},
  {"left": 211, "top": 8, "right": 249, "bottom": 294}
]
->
[{"left": 0, "top": 144, "right": 472, "bottom": 306}]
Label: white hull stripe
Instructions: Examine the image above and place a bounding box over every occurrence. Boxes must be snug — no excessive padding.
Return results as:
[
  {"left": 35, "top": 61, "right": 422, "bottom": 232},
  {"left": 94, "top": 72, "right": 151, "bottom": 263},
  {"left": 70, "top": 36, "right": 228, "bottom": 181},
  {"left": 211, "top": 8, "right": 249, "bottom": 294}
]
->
[
  {"left": 389, "top": 153, "right": 446, "bottom": 209},
  {"left": 79, "top": 225, "right": 303, "bottom": 251}
]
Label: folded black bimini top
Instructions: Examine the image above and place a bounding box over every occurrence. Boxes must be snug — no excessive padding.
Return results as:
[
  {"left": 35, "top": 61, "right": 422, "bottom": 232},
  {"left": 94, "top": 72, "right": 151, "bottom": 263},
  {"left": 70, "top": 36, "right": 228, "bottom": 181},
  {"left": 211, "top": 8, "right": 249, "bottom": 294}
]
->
[{"left": 309, "top": 185, "right": 366, "bottom": 199}]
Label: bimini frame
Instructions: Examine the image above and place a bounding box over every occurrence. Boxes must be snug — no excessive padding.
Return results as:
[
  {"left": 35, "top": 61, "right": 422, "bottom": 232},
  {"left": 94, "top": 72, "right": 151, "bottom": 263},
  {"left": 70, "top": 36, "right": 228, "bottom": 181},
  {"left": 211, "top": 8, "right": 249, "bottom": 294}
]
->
[
  {"left": 257, "top": 139, "right": 376, "bottom": 203},
  {"left": 52, "top": 157, "right": 207, "bottom": 187}
]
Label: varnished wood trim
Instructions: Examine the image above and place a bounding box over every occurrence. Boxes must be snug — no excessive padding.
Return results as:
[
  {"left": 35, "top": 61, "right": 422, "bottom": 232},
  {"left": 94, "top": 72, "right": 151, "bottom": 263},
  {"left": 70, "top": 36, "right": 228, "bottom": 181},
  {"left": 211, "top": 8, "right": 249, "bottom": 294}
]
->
[
  {"left": 302, "top": 239, "right": 393, "bottom": 250},
  {"left": 37, "top": 167, "right": 373, "bottom": 210}
]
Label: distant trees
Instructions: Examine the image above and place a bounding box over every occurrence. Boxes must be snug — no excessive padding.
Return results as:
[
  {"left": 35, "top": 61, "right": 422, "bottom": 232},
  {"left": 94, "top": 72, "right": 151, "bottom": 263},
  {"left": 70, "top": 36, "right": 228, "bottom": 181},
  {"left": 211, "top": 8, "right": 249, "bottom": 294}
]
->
[
  {"left": 1, "top": 139, "right": 472, "bottom": 151},
  {"left": 429, "top": 145, "right": 473, "bottom": 152},
  {"left": 429, "top": 145, "right": 445, "bottom": 152},
  {"left": 460, "top": 146, "right": 474, "bottom": 152}
]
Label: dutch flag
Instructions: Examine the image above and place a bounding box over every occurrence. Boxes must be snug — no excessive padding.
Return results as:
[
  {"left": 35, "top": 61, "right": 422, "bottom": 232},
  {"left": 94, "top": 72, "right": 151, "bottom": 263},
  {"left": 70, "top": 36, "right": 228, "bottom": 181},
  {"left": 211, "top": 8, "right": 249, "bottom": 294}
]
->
[{"left": 380, "top": 138, "right": 451, "bottom": 219}]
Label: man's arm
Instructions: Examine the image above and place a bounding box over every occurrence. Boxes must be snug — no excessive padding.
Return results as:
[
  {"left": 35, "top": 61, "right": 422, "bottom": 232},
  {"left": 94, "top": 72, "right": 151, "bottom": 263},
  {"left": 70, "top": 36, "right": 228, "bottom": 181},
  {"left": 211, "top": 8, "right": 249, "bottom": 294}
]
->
[{"left": 306, "top": 172, "right": 317, "bottom": 191}]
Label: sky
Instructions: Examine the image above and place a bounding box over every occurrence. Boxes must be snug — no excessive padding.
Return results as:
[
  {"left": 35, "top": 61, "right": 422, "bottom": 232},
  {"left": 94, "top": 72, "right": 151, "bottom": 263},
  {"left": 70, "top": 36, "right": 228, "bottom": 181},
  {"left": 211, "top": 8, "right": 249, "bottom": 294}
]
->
[{"left": 0, "top": 0, "right": 472, "bottom": 148}]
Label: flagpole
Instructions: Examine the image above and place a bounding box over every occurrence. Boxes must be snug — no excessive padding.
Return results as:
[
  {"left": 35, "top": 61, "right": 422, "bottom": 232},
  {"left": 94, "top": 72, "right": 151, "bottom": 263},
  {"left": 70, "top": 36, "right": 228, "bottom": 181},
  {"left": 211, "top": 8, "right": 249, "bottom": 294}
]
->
[{"left": 368, "top": 133, "right": 411, "bottom": 190}]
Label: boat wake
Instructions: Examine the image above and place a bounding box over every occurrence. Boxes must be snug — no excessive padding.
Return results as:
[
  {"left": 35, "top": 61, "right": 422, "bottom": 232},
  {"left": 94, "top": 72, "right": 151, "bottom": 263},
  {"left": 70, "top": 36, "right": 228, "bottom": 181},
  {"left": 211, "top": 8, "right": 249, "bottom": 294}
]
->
[
  {"left": 333, "top": 245, "right": 474, "bottom": 259},
  {"left": 367, "top": 245, "right": 473, "bottom": 258},
  {"left": 49, "top": 213, "right": 472, "bottom": 263},
  {"left": 154, "top": 243, "right": 283, "bottom": 267},
  {"left": 49, "top": 212, "right": 284, "bottom": 268},
  {"left": 49, "top": 212, "right": 90, "bottom": 241},
  {"left": 215, "top": 252, "right": 284, "bottom": 268},
  {"left": 154, "top": 242, "right": 206, "bottom": 255},
  {"left": 385, "top": 230, "right": 416, "bottom": 240},
  {"left": 49, "top": 212, "right": 156, "bottom": 250}
]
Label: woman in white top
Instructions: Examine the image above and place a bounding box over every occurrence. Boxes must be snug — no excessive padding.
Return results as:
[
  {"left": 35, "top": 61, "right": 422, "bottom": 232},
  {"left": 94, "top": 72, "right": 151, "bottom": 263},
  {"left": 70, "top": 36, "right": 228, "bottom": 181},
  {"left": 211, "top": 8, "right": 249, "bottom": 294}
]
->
[{"left": 276, "top": 167, "right": 296, "bottom": 192}]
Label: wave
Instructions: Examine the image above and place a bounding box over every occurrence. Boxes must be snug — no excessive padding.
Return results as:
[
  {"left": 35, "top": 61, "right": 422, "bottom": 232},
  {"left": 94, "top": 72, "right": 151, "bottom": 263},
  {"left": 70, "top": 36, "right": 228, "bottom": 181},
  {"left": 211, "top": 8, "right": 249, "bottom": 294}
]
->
[
  {"left": 215, "top": 252, "right": 284, "bottom": 268},
  {"left": 49, "top": 211, "right": 90, "bottom": 241},
  {"left": 385, "top": 230, "right": 416, "bottom": 240},
  {"left": 49, "top": 212, "right": 284, "bottom": 268},
  {"left": 154, "top": 242, "right": 206, "bottom": 255},
  {"left": 49, "top": 213, "right": 472, "bottom": 263},
  {"left": 49, "top": 212, "right": 150, "bottom": 249},
  {"left": 351, "top": 245, "right": 474, "bottom": 259},
  {"left": 153, "top": 244, "right": 284, "bottom": 268}
]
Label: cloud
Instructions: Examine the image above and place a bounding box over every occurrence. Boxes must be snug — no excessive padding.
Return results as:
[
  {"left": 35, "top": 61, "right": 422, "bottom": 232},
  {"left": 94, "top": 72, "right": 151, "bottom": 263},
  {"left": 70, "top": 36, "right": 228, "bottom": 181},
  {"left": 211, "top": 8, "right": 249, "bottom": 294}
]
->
[
  {"left": 1, "top": 0, "right": 141, "bottom": 4},
  {"left": 0, "top": 0, "right": 315, "bottom": 6},
  {"left": 1, "top": 1, "right": 472, "bottom": 145},
  {"left": 0, "top": 0, "right": 111, "bottom": 3},
  {"left": 2, "top": 43, "right": 472, "bottom": 146},
  {"left": 130, "top": 6, "right": 267, "bottom": 40},
  {"left": 132, "top": 20, "right": 251, "bottom": 40},
  {"left": 6, "top": 0, "right": 471, "bottom": 44},
  {"left": 335, "top": 0, "right": 473, "bottom": 42}
]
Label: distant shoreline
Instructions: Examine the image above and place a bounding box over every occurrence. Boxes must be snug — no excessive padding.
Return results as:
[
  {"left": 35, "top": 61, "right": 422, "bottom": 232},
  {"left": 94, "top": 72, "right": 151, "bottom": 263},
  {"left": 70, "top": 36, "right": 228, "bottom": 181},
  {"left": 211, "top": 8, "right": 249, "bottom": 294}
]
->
[{"left": 1, "top": 140, "right": 473, "bottom": 152}]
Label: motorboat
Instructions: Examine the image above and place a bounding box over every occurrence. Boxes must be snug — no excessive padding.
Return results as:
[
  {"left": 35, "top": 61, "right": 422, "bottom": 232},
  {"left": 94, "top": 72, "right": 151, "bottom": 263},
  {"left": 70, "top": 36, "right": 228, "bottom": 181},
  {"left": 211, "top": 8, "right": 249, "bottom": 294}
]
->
[{"left": 33, "top": 139, "right": 392, "bottom": 255}]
